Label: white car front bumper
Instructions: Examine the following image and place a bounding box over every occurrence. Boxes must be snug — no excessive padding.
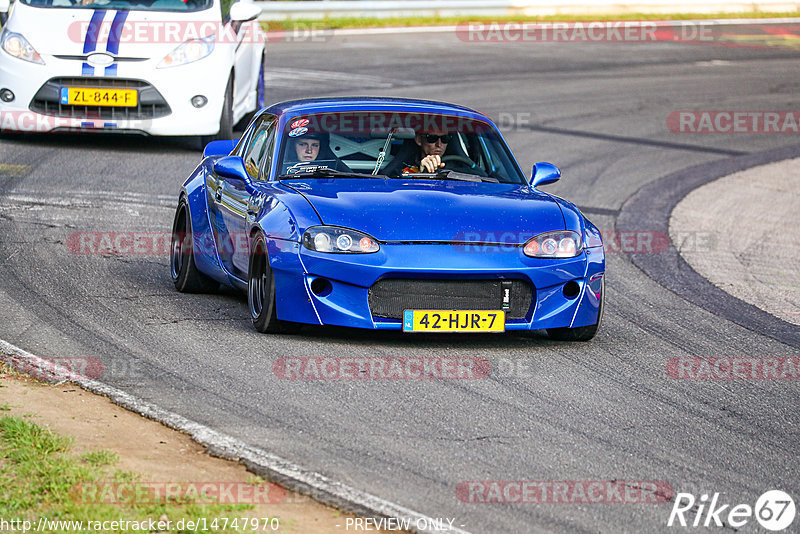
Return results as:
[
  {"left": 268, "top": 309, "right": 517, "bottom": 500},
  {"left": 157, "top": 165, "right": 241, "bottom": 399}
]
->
[{"left": 0, "top": 49, "right": 228, "bottom": 136}]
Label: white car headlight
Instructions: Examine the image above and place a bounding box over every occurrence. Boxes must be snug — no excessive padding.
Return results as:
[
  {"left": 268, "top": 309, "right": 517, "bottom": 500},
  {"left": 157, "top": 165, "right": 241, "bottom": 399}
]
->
[
  {"left": 303, "top": 226, "right": 380, "bottom": 254},
  {"left": 1, "top": 31, "right": 44, "bottom": 64},
  {"left": 523, "top": 231, "right": 582, "bottom": 258},
  {"left": 157, "top": 34, "right": 214, "bottom": 69}
]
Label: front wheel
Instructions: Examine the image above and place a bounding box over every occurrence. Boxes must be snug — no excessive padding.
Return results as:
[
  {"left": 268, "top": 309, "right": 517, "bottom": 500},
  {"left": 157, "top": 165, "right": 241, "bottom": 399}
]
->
[
  {"left": 197, "top": 75, "right": 234, "bottom": 149},
  {"left": 546, "top": 278, "right": 604, "bottom": 342},
  {"left": 248, "top": 234, "right": 294, "bottom": 334},
  {"left": 256, "top": 53, "right": 266, "bottom": 110},
  {"left": 217, "top": 74, "right": 234, "bottom": 140}
]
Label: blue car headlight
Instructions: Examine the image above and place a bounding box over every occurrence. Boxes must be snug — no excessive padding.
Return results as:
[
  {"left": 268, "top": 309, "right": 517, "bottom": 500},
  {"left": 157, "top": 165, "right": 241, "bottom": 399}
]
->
[
  {"left": 303, "top": 226, "right": 380, "bottom": 254},
  {"left": 523, "top": 231, "right": 582, "bottom": 258}
]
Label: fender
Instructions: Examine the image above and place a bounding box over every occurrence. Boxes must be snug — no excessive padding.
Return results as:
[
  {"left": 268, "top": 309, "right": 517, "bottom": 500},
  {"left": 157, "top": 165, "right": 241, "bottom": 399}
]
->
[
  {"left": 245, "top": 184, "right": 323, "bottom": 324},
  {"left": 180, "top": 159, "right": 228, "bottom": 285},
  {"left": 545, "top": 193, "right": 587, "bottom": 237}
]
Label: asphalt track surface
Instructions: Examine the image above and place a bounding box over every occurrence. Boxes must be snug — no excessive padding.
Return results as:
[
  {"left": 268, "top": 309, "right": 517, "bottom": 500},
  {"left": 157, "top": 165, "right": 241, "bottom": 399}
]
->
[{"left": 2, "top": 26, "right": 800, "bottom": 532}]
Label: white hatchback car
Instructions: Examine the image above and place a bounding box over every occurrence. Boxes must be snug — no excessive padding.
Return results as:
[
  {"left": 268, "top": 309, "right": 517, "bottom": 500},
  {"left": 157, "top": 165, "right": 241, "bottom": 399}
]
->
[{"left": 0, "top": 0, "right": 265, "bottom": 140}]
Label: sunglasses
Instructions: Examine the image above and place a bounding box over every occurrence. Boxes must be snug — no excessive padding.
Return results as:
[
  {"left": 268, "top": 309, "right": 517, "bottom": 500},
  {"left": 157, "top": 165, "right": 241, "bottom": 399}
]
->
[{"left": 424, "top": 134, "right": 452, "bottom": 144}]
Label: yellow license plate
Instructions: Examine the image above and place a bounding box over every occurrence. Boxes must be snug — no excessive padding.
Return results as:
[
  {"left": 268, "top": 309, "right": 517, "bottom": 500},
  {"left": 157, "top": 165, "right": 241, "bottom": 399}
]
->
[
  {"left": 60, "top": 87, "right": 138, "bottom": 107},
  {"left": 403, "top": 310, "right": 505, "bottom": 332}
]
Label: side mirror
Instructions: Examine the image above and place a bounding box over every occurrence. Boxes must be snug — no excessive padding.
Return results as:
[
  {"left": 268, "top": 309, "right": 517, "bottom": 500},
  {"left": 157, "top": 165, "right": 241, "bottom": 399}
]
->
[
  {"left": 530, "top": 162, "right": 561, "bottom": 188},
  {"left": 213, "top": 155, "right": 250, "bottom": 184},
  {"left": 229, "top": 2, "right": 261, "bottom": 22},
  {"left": 203, "top": 139, "right": 236, "bottom": 159}
]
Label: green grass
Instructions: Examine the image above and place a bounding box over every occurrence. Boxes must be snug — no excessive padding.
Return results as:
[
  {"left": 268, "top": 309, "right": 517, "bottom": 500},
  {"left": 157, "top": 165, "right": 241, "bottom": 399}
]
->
[
  {"left": 80, "top": 450, "right": 119, "bottom": 468},
  {"left": 0, "top": 414, "right": 262, "bottom": 533},
  {"left": 261, "top": 11, "right": 800, "bottom": 31}
]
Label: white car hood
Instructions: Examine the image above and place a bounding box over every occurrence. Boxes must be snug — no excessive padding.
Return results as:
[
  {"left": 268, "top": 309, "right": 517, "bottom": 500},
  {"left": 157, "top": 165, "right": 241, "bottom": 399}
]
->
[{"left": 13, "top": 3, "right": 221, "bottom": 60}]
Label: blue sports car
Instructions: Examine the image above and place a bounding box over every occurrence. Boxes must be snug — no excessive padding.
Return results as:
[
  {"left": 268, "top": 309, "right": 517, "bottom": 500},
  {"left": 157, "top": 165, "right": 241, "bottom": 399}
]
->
[{"left": 170, "top": 97, "right": 605, "bottom": 340}]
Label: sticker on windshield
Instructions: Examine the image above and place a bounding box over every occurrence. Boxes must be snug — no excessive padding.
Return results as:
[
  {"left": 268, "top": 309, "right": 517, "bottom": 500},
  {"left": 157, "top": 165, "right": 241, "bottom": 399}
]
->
[
  {"left": 290, "top": 119, "right": 310, "bottom": 129},
  {"left": 286, "top": 162, "right": 331, "bottom": 174},
  {"left": 288, "top": 126, "right": 308, "bottom": 137}
]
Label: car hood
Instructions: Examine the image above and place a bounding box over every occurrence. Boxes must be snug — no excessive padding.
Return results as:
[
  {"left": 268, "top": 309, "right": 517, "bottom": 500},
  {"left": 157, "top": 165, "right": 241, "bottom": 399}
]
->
[
  {"left": 15, "top": 4, "right": 218, "bottom": 59},
  {"left": 281, "top": 178, "right": 567, "bottom": 242}
]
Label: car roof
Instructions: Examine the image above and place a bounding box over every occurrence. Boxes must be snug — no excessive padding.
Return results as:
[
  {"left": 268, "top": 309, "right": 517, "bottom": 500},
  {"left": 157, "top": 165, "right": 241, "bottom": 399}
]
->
[{"left": 261, "top": 97, "right": 494, "bottom": 123}]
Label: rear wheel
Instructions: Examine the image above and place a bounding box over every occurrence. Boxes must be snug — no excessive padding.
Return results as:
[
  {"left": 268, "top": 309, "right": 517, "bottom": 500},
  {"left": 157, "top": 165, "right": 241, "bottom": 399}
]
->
[
  {"left": 248, "top": 233, "right": 293, "bottom": 333},
  {"left": 170, "top": 200, "right": 219, "bottom": 293},
  {"left": 546, "top": 278, "right": 604, "bottom": 341}
]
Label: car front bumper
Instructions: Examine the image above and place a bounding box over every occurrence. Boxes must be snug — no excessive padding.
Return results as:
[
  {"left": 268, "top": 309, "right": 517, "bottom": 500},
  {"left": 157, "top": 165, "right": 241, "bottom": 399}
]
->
[
  {"left": 269, "top": 240, "right": 605, "bottom": 332},
  {"left": 0, "top": 50, "right": 226, "bottom": 136}
]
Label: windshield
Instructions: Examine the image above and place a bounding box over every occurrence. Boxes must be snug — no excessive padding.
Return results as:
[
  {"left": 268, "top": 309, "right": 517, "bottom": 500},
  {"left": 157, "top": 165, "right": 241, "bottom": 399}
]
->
[
  {"left": 277, "top": 111, "right": 526, "bottom": 184},
  {"left": 19, "top": 0, "right": 212, "bottom": 12}
]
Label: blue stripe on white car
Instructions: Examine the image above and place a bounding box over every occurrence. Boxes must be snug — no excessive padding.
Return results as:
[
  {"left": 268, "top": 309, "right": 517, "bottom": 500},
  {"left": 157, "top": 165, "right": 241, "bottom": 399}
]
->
[
  {"left": 104, "top": 10, "right": 128, "bottom": 76},
  {"left": 81, "top": 9, "right": 107, "bottom": 75}
]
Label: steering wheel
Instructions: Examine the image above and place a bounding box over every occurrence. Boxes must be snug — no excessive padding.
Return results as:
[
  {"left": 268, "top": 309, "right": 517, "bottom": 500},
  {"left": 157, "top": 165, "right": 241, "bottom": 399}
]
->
[{"left": 442, "top": 155, "right": 476, "bottom": 168}]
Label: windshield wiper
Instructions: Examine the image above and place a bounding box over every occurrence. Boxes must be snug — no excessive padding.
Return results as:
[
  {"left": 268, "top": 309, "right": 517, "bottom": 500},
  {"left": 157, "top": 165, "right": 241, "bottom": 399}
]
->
[
  {"left": 394, "top": 169, "right": 499, "bottom": 183},
  {"left": 278, "top": 168, "right": 386, "bottom": 180}
]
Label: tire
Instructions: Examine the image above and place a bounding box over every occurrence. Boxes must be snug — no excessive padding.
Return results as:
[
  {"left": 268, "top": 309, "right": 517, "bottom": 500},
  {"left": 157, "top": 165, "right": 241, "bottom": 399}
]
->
[
  {"left": 217, "top": 74, "right": 234, "bottom": 140},
  {"left": 256, "top": 53, "right": 266, "bottom": 110},
  {"left": 197, "top": 74, "right": 235, "bottom": 149},
  {"left": 170, "top": 200, "right": 219, "bottom": 293},
  {"left": 248, "top": 233, "right": 295, "bottom": 334},
  {"left": 546, "top": 278, "right": 604, "bottom": 342},
  {"left": 236, "top": 55, "right": 267, "bottom": 131}
]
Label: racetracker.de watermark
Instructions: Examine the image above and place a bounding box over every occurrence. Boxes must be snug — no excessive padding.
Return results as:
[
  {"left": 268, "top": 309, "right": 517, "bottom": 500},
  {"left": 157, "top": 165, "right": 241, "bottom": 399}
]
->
[
  {"left": 4, "top": 357, "right": 104, "bottom": 381},
  {"left": 455, "top": 21, "right": 714, "bottom": 43},
  {"left": 456, "top": 480, "right": 674, "bottom": 504},
  {"left": 450, "top": 230, "right": 711, "bottom": 254},
  {"left": 66, "top": 230, "right": 717, "bottom": 256},
  {"left": 2, "top": 356, "right": 142, "bottom": 382},
  {"left": 68, "top": 20, "right": 261, "bottom": 45},
  {"left": 667, "top": 111, "right": 800, "bottom": 133},
  {"left": 68, "top": 231, "right": 174, "bottom": 255},
  {"left": 667, "top": 357, "right": 800, "bottom": 379},
  {"left": 70, "top": 481, "right": 287, "bottom": 505},
  {"left": 0, "top": 112, "right": 145, "bottom": 133},
  {"left": 273, "top": 356, "right": 491, "bottom": 380}
]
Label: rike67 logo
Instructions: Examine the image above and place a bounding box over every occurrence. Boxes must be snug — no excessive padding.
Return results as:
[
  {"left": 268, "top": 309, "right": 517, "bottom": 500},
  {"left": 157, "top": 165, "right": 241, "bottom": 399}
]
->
[{"left": 667, "top": 490, "right": 796, "bottom": 531}]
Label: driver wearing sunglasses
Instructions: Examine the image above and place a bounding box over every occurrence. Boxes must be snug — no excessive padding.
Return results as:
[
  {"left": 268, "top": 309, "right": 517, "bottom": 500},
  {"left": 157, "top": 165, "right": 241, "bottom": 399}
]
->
[{"left": 404, "top": 132, "right": 453, "bottom": 173}]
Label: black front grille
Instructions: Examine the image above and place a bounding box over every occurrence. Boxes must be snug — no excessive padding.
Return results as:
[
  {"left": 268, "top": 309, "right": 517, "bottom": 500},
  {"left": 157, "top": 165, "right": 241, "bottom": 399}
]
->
[
  {"left": 368, "top": 278, "right": 533, "bottom": 320},
  {"left": 30, "top": 77, "right": 171, "bottom": 120}
]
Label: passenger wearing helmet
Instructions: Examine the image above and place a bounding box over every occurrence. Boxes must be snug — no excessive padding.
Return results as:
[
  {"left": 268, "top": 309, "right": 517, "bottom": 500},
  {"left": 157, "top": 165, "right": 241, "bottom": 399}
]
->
[
  {"left": 286, "top": 131, "right": 338, "bottom": 163},
  {"left": 294, "top": 136, "right": 321, "bottom": 161},
  {"left": 283, "top": 130, "right": 352, "bottom": 172}
]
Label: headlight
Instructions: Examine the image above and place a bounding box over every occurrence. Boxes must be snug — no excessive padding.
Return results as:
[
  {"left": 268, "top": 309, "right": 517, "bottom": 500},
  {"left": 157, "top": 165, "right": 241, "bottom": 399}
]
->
[
  {"left": 1, "top": 31, "right": 44, "bottom": 64},
  {"left": 157, "top": 34, "right": 214, "bottom": 68},
  {"left": 523, "top": 231, "right": 582, "bottom": 258},
  {"left": 303, "top": 227, "right": 380, "bottom": 254}
]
